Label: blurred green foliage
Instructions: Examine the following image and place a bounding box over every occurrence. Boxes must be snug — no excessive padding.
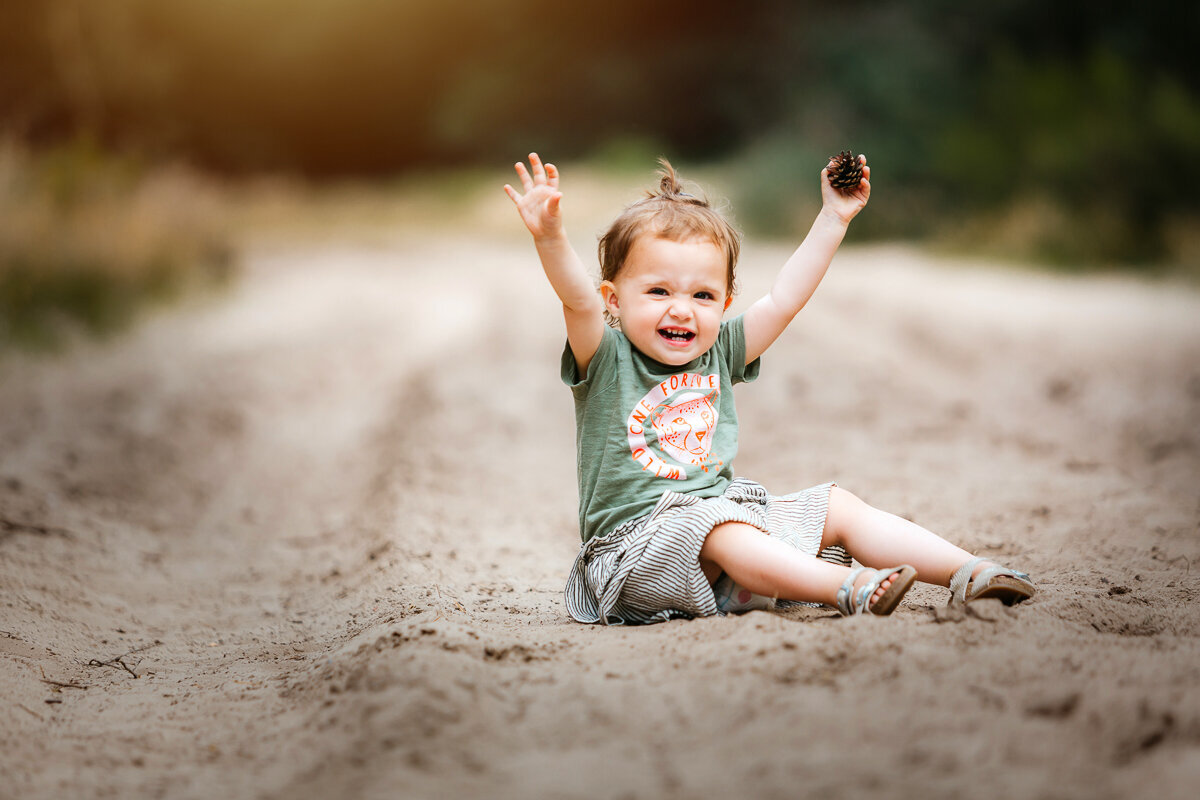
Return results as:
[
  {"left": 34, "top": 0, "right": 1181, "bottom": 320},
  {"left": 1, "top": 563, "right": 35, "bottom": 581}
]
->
[
  {"left": 0, "top": 140, "right": 232, "bottom": 349},
  {"left": 1, "top": 0, "right": 1197, "bottom": 269},
  {"left": 0, "top": 255, "right": 183, "bottom": 348}
]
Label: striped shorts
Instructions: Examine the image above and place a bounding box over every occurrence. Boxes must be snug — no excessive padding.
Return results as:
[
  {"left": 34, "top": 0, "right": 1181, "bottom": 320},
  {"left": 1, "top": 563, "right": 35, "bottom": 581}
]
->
[{"left": 564, "top": 478, "right": 848, "bottom": 625}]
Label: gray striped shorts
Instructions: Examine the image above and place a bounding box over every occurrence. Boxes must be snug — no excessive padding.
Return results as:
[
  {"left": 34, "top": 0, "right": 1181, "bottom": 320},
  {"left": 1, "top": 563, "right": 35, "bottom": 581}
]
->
[{"left": 564, "top": 478, "right": 847, "bottom": 625}]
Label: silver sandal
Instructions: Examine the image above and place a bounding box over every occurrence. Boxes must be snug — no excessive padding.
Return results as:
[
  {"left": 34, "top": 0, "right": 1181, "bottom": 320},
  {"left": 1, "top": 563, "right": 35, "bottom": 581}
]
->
[
  {"left": 949, "top": 557, "right": 1035, "bottom": 606},
  {"left": 834, "top": 564, "right": 918, "bottom": 616}
]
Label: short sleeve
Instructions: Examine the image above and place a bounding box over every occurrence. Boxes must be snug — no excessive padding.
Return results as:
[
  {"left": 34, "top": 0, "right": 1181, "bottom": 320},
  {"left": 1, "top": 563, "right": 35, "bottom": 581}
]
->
[
  {"left": 717, "top": 314, "right": 760, "bottom": 385},
  {"left": 561, "top": 325, "right": 620, "bottom": 399}
]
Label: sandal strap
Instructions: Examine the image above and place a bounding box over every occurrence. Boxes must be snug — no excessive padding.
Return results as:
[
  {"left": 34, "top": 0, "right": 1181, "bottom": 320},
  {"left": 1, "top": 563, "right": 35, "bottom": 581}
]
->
[
  {"left": 855, "top": 581, "right": 876, "bottom": 612},
  {"left": 949, "top": 557, "right": 1032, "bottom": 604},
  {"left": 835, "top": 565, "right": 907, "bottom": 616},
  {"left": 949, "top": 557, "right": 986, "bottom": 605},
  {"left": 835, "top": 567, "right": 868, "bottom": 616}
]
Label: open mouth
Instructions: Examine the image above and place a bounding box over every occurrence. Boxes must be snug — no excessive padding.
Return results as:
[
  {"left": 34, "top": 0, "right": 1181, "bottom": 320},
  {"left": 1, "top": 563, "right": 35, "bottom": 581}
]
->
[{"left": 658, "top": 328, "right": 696, "bottom": 345}]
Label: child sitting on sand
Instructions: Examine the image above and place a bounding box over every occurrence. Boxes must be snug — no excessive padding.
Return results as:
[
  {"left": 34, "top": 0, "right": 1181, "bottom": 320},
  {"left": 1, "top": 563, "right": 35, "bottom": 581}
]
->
[{"left": 504, "top": 152, "right": 1035, "bottom": 624}]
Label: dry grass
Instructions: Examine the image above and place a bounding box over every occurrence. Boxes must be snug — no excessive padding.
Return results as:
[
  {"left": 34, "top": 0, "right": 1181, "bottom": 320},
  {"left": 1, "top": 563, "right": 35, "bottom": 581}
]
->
[
  {"left": 6, "top": 141, "right": 1192, "bottom": 354},
  {"left": 928, "top": 194, "right": 1200, "bottom": 280},
  {"left": 0, "top": 140, "right": 233, "bottom": 349}
]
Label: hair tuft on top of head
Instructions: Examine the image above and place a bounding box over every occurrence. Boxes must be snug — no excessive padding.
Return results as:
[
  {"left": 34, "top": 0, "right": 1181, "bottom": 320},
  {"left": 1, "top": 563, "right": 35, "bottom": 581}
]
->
[{"left": 649, "top": 157, "right": 704, "bottom": 205}]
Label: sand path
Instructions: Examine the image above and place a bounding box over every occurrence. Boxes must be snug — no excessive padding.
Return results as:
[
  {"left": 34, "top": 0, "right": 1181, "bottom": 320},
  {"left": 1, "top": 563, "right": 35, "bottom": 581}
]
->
[{"left": 2, "top": 235, "right": 1199, "bottom": 799}]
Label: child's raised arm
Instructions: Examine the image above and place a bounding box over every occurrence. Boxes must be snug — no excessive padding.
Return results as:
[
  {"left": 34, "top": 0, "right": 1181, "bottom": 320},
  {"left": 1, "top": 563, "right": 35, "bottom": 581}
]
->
[
  {"left": 741, "top": 156, "right": 871, "bottom": 364},
  {"left": 505, "top": 153, "right": 605, "bottom": 374}
]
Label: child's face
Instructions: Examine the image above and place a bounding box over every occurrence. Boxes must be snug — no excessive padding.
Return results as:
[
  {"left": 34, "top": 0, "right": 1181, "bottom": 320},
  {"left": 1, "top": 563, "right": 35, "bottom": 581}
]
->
[{"left": 601, "top": 235, "right": 732, "bottom": 366}]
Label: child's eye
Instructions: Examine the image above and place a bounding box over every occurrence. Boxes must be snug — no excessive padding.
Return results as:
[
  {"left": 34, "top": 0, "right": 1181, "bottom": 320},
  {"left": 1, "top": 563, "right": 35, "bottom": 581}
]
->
[
  {"left": 648, "top": 287, "right": 668, "bottom": 296},
  {"left": 694, "top": 291, "right": 714, "bottom": 300}
]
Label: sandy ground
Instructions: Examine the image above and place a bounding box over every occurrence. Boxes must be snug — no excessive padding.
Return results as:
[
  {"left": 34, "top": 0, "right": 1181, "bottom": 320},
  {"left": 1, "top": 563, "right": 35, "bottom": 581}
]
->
[{"left": 2, "top": 229, "right": 1199, "bottom": 799}]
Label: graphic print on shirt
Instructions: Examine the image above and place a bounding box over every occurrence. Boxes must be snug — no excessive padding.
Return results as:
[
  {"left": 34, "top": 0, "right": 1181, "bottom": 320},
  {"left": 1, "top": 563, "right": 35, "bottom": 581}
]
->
[{"left": 626, "top": 372, "right": 721, "bottom": 480}]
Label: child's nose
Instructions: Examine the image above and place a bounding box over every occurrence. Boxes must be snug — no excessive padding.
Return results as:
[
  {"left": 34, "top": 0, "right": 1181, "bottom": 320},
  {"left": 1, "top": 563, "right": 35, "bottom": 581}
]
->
[{"left": 668, "top": 297, "right": 693, "bottom": 319}]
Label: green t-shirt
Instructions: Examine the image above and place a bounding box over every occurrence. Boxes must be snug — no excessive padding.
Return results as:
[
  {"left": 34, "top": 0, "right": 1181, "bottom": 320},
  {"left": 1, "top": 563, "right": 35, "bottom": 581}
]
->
[{"left": 561, "top": 315, "right": 761, "bottom": 542}]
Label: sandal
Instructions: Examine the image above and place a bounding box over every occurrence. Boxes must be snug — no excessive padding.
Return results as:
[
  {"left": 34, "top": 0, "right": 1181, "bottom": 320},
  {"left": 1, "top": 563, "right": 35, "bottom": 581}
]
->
[
  {"left": 949, "top": 557, "right": 1035, "bottom": 606},
  {"left": 834, "top": 564, "right": 918, "bottom": 616}
]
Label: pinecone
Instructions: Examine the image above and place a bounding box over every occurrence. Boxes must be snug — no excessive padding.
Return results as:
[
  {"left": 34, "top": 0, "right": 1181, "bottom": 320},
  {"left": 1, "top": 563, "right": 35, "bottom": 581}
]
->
[{"left": 827, "top": 150, "right": 863, "bottom": 191}]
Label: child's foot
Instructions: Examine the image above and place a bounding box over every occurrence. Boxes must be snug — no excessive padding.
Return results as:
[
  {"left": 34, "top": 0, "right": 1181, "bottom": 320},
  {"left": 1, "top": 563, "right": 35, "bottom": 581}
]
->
[
  {"left": 835, "top": 565, "right": 918, "bottom": 616},
  {"left": 949, "top": 557, "right": 1035, "bottom": 605},
  {"left": 858, "top": 571, "right": 896, "bottom": 606}
]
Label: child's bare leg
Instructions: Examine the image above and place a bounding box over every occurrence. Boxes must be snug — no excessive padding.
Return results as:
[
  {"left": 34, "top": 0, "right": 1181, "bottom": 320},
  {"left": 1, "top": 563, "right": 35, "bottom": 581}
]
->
[
  {"left": 698, "top": 522, "right": 899, "bottom": 607},
  {"left": 823, "top": 487, "right": 982, "bottom": 586}
]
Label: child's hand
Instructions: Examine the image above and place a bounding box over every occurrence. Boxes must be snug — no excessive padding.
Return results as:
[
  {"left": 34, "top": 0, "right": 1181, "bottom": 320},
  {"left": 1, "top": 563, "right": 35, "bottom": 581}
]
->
[
  {"left": 820, "top": 154, "right": 871, "bottom": 225},
  {"left": 504, "top": 153, "right": 564, "bottom": 242}
]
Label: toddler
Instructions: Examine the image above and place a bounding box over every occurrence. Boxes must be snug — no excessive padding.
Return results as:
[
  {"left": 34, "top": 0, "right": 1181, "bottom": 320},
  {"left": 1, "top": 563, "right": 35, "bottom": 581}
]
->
[{"left": 504, "top": 152, "right": 1035, "bottom": 624}]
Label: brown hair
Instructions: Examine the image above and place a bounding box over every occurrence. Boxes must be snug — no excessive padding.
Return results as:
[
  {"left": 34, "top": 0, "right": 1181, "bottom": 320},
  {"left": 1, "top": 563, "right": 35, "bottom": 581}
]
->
[{"left": 598, "top": 158, "right": 740, "bottom": 325}]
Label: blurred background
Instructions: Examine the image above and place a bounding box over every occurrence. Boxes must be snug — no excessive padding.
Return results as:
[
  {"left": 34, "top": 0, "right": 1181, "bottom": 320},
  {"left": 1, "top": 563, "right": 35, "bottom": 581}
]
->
[{"left": 1, "top": 0, "right": 1197, "bottom": 346}]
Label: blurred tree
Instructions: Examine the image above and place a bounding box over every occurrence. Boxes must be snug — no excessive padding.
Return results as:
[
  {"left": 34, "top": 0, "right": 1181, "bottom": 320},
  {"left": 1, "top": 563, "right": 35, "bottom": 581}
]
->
[{"left": 1, "top": 0, "right": 1195, "bottom": 264}]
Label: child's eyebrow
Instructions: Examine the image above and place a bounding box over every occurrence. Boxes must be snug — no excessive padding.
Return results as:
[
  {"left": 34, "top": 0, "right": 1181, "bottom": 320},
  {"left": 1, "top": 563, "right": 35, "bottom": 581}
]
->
[
  {"left": 634, "top": 273, "right": 722, "bottom": 290},
  {"left": 632, "top": 274, "right": 672, "bottom": 287}
]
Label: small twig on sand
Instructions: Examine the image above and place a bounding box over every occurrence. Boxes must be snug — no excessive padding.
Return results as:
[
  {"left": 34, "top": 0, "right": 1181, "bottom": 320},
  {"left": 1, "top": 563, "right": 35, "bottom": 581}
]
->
[
  {"left": 17, "top": 703, "right": 44, "bottom": 720},
  {"left": 0, "top": 516, "right": 72, "bottom": 538},
  {"left": 433, "top": 584, "right": 469, "bottom": 615},
  {"left": 39, "top": 666, "right": 89, "bottom": 690},
  {"left": 86, "top": 640, "right": 162, "bottom": 679},
  {"left": 88, "top": 655, "right": 139, "bottom": 677}
]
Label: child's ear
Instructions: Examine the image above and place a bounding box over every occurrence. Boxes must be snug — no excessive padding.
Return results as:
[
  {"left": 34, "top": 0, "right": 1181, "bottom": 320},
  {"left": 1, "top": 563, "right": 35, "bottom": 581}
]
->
[{"left": 601, "top": 281, "right": 620, "bottom": 316}]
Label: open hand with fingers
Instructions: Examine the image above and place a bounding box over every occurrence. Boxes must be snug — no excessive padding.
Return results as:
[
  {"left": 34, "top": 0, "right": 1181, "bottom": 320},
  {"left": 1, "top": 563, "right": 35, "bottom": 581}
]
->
[
  {"left": 504, "top": 153, "right": 564, "bottom": 242},
  {"left": 501, "top": 153, "right": 603, "bottom": 364}
]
